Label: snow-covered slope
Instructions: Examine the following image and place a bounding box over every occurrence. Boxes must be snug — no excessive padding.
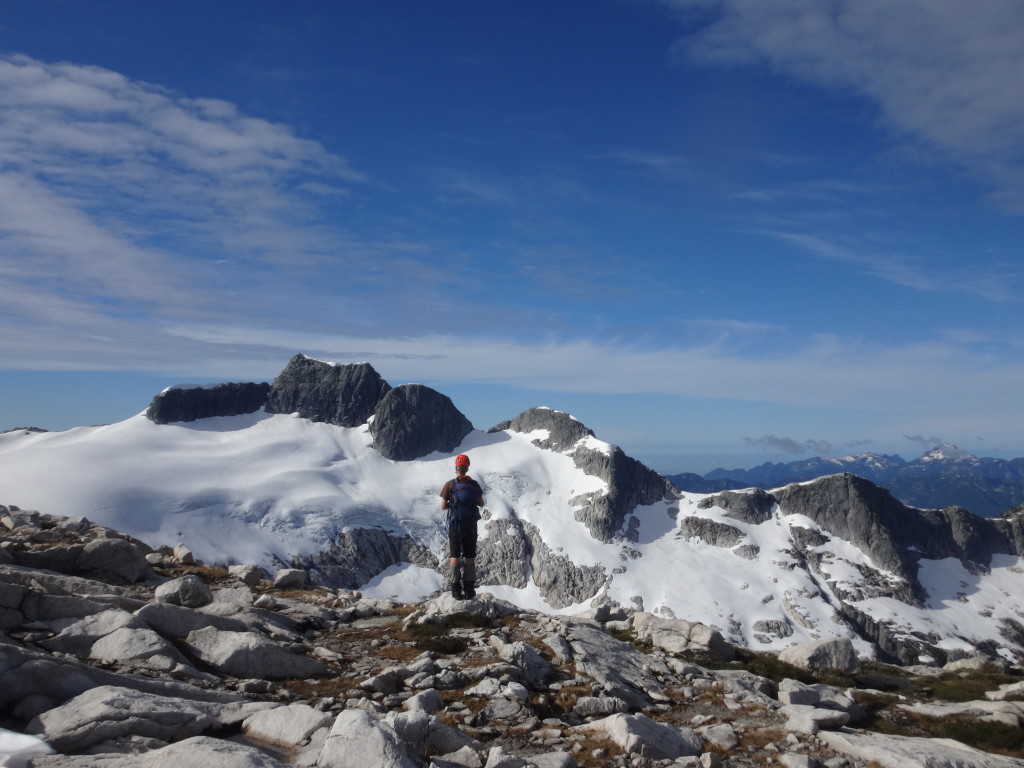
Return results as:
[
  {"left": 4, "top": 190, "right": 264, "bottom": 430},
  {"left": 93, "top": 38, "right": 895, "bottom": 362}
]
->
[{"left": 3, "top": 403, "right": 1024, "bottom": 665}]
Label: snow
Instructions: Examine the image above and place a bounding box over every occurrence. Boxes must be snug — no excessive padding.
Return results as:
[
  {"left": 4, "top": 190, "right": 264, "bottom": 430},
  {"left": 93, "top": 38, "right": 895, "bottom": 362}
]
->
[
  {"left": 0, "top": 728, "right": 54, "bottom": 767},
  {"left": 1, "top": 408, "right": 1021, "bottom": 658}
]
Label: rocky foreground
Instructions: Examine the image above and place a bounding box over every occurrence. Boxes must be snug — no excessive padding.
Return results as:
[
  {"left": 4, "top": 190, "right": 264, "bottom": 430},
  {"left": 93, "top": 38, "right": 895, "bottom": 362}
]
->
[{"left": 3, "top": 508, "right": 1024, "bottom": 768}]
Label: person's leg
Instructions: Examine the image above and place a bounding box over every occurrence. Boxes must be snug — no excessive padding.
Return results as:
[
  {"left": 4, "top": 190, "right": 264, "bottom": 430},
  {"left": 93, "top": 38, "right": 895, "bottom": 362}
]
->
[
  {"left": 447, "top": 527, "right": 464, "bottom": 599},
  {"left": 463, "top": 558, "right": 476, "bottom": 599},
  {"left": 462, "top": 520, "right": 478, "bottom": 598}
]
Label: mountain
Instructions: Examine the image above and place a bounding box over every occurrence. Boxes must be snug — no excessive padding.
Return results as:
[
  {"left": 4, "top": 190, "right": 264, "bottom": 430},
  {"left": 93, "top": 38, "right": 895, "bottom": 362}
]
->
[
  {"left": 3, "top": 354, "right": 1024, "bottom": 668},
  {"left": 701, "top": 447, "right": 1024, "bottom": 517}
]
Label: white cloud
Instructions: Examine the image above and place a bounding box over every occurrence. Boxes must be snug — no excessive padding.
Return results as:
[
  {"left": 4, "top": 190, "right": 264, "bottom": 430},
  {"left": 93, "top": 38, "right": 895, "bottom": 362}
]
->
[
  {"left": 0, "top": 54, "right": 366, "bottom": 316},
  {"left": 662, "top": 0, "right": 1024, "bottom": 207}
]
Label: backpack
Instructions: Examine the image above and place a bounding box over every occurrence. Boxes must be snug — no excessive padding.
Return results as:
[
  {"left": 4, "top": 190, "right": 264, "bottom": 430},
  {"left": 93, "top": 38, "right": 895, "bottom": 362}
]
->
[{"left": 447, "top": 477, "right": 481, "bottom": 526}]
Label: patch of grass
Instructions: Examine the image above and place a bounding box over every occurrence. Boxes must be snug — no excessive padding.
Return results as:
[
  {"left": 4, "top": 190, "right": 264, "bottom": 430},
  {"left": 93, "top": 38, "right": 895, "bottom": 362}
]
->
[
  {"left": 876, "top": 710, "right": 1024, "bottom": 757},
  {"left": 572, "top": 735, "right": 621, "bottom": 768},
  {"left": 915, "top": 669, "right": 1021, "bottom": 703}
]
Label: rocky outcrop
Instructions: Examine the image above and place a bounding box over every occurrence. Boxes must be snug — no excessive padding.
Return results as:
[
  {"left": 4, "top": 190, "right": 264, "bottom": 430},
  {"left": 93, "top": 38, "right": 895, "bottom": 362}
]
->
[
  {"left": 292, "top": 527, "right": 437, "bottom": 589},
  {"left": 489, "top": 407, "right": 595, "bottom": 451},
  {"left": 775, "top": 473, "right": 1024, "bottom": 592},
  {"left": 491, "top": 408, "right": 677, "bottom": 542},
  {"left": 146, "top": 382, "right": 270, "bottom": 424},
  {"left": 370, "top": 384, "right": 474, "bottom": 461},
  {"left": 699, "top": 487, "right": 776, "bottom": 524},
  {"left": 265, "top": 355, "right": 391, "bottom": 427},
  {"left": 572, "top": 443, "right": 677, "bottom": 541}
]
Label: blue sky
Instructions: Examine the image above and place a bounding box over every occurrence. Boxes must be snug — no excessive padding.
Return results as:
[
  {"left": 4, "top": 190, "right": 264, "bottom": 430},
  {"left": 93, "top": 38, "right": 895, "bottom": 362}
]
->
[{"left": 1, "top": 1, "right": 1022, "bottom": 473}]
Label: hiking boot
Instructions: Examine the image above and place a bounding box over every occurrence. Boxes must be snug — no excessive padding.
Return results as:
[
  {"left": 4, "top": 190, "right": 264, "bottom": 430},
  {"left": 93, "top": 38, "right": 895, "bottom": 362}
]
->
[
  {"left": 450, "top": 582, "right": 465, "bottom": 600},
  {"left": 462, "top": 581, "right": 475, "bottom": 599}
]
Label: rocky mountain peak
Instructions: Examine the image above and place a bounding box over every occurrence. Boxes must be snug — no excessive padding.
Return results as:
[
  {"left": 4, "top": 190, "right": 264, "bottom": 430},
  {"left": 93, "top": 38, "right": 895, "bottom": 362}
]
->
[{"left": 265, "top": 354, "right": 391, "bottom": 428}]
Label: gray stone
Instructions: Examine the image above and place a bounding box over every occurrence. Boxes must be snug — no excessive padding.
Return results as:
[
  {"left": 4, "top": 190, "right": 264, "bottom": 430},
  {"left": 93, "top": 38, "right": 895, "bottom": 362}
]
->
[
  {"left": 41, "top": 609, "right": 143, "bottom": 657},
  {"left": 562, "top": 618, "right": 670, "bottom": 710},
  {"left": 184, "top": 626, "right": 328, "bottom": 679},
  {"left": 154, "top": 574, "right": 213, "bottom": 609},
  {"left": 488, "top": 636, "right": 552, "bottom": 686},
  {"left": 575, "top": 713, "right": 702, "bottom": 760},
  {"left": 528, "top": 753, "right": 578, "bottom": 768},
  {"left": 778, "top": 637, "right": 859, "bottom": 675},
  {"left": 229, "top": 565, "right": 267, "bottom": 587},
  {"left": 173, "top": 544, "right": 196, "bottom": 565},
  {"left": 135, "top": 601, "right": 249, "bottom": 639},
  {"left": 819, "top": 728, "right": 1024, "bottom": 768},
  {"left": 26, "top": 685, "right": 263, "bottom": 752},
  {"left": 404, "top": 688, "right": 445, "bottom": 714},
  {"left": 315, "top": 709, "right": 416, "bottom": 768},
  {"left": 90, "top": 626, "right": 193, "bottom": 671},
  {"left": 632, "top": 612, "right": 735, "bottom": 661},
  {"left": 483, "top": 746, "right": 527, "bottom": 768},
  {"left": 75, "top": 537, "right": 152, "bottom": 583},
  {"left": 274, "top": 568, "right": 307, "bottom": 590},
  {"left": 573, "top": 696, "right": 628, "bottom": 717},
  {"left": 781, "top": 705, "right": 850, "bottom": 735},
  {"left": 242, "top": 703, "right": 333, "bottom": 749},
  {"left": 777, "top": 678, "right": 821, "bottom": 707}
]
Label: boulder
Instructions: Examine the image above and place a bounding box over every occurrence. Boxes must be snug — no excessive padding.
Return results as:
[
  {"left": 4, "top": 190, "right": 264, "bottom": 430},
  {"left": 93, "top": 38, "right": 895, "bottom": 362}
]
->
[
  {"left": 229, "top": 565, "right": 267, "bottom": 587},
  {"left": 26, "top": 685, "right": 264, "bottom": 752},
  {"left": 90, "top": 627, "right": 194, "bottom": 673},
  {"left": 183, "top": 626, "right": 328, "bottom": 679},
  {"left": 778, "top": 637, "right": 859, "bottom": 675},
  {"left": 242, "top": 703, "right": 333, "bottom": 749},
  {"left": 154, "top": 575, "right": 213, "bottom": 609},
  {"left": 273, "top": 568, "right": 307, "bottom": 590},
  {"left": 315, "top": 709, "right": 417, "bottom": 768},
  {"left": 575, "top": 713, "right": 702, "bottom": 760},
  {"left": 632, "top": 612, "right": 735, "bottom": 661},
  {"left": 75, "top": 538, "right": 152, "bottom": 583}
]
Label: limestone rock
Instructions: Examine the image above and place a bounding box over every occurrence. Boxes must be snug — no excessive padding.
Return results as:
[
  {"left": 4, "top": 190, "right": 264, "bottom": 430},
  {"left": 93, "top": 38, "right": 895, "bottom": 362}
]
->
[
  {"left": 632, "top": 612, "right": 735, "bottom": 661},
  {"left": 146, "top": 382, "right": 270, "bottom": 424},
  {"left": 265, "top": 355, "right": 391, "bottom": 428},
  {"left": 242, "top": 703, "right": 333, "bottom": 749},
  {"left": 154, "top": 574, "right": 213, "bottom": 609},
  {"left": 370, "top": 383, "right": 473, "bottom": 462},
  {"left": 315, "top": 709, "right": 417, "bottom": 768},
  {"left": 183, "top": 626, "right": 328, "bottom": 679},
  {"left": 778, "top": 637, "right": 859, "bottom": 675},
  {"left": 575, "top": 713, "right": 702, "bottom": 760}
]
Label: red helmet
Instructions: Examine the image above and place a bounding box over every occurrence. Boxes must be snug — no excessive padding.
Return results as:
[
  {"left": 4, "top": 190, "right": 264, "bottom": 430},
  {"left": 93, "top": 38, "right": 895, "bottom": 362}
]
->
[{"left": 455, "top": 454, "right": 470, "bottom": 468}]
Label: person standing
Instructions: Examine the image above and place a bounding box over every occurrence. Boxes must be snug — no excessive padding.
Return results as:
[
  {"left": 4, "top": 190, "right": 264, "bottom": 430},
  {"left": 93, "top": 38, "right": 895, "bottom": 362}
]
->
[{"left": 439, "top": 453, "right": 484, "bottom": 599}]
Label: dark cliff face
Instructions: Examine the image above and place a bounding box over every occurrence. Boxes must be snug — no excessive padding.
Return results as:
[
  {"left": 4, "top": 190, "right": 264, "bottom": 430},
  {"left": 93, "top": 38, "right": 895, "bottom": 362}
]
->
[
  {"left": 703, "top": 473, "right": 1024, "bottom": 597},
  {"left": 145, "top": 382, "right": 271, "bottom": 425},
  {"left": 265, "top": 355, "right": 391, "bottom": 428},
  {"left": 370, "top": 384, "right": 474, "bottom": 462},
  {"left": 489, "top": 408, "right": 595, "bottom": 451}
]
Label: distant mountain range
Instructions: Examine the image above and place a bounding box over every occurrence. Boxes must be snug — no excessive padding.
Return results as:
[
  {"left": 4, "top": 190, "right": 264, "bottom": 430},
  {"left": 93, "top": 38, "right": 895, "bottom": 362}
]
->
[{"left": 668, "top": 444, "right": 1024, "bottom": 517}]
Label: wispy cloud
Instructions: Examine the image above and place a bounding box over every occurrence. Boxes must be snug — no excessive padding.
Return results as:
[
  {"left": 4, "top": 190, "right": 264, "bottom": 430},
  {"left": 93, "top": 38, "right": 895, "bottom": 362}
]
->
[
  {"left": 0, "top": 54, "right": 367, "bottom": 330},
  {"left": 744, "top": 435, "right": 831, "bottom": 455},
  {"left": 767, "top": 231, "right": 1021, "bottom": 302},
  {"left": 661, "top": 0, "right": 1024, "bottom": 209}
]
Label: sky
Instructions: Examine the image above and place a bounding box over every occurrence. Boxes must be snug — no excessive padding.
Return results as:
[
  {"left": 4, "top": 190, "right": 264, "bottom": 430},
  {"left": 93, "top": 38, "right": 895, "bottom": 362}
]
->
[{"left": 1, "top": 0, "right": 1022, "bottom": 474}]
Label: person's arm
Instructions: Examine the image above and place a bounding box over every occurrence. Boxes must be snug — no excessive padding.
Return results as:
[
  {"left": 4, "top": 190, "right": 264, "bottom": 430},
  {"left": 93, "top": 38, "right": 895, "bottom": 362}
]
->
[
  {"left": 439, "top": 481, "right": 451, "bottom": 510},
  {"left": 475, "top": 479, "right": 485, "bottom": 507}
]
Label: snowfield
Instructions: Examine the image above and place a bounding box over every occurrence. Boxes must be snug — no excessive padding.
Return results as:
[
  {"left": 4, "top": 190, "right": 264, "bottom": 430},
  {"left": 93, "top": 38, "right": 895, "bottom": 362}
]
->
[{"left": 3, "top": 408, "right": 1023, "bottom": 660}]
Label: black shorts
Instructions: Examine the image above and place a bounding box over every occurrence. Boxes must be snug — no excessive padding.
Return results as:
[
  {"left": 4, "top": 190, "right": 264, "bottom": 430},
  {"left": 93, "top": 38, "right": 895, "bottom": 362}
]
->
[{"left": 448, "top": 517, "right": 478, "bottom": 559}]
